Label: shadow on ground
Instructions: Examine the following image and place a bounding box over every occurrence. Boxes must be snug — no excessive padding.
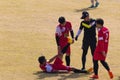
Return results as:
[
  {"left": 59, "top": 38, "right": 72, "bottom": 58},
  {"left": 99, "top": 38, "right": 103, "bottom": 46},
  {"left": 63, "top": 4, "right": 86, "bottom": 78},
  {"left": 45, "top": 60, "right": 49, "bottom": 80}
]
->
[
  {"left": 33, "top": 71, "right": 92, "bottom": 80},
  {"left": 74, "top": 7, "right": 97, "bottom": 12}
]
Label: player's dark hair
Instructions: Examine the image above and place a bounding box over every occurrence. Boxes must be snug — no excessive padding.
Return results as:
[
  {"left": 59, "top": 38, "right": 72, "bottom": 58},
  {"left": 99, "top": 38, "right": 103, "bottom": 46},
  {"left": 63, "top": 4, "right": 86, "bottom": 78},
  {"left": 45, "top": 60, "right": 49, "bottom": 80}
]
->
[
  {"left": 38, "top": 56, "right": 46, "bottom": 64},
  {"left": 96, "top": 18, "right": 104, "bottom": 26},
  {"left": 58, "top": 16, "right": 65, "bottom": 24}
]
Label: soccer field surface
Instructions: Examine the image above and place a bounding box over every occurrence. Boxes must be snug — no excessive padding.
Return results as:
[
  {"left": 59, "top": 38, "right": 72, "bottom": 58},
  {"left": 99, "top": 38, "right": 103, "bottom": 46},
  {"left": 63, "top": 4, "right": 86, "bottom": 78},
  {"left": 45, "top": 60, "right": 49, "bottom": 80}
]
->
[{"left": 0, "top": 0, "right": 120, "bottom": 80}]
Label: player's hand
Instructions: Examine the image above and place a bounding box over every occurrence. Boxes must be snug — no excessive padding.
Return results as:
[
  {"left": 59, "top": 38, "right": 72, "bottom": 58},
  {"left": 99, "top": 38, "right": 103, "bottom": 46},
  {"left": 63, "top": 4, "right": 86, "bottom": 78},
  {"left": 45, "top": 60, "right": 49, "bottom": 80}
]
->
[
  {"left": 72, "top": 38, "right": 74, "bottom": 44},
  {"left": 75, "top": 36, "right": 78, "bottom": 41},
  {"left": 101, "top": 51, "right": 106, "bottom": 57}
]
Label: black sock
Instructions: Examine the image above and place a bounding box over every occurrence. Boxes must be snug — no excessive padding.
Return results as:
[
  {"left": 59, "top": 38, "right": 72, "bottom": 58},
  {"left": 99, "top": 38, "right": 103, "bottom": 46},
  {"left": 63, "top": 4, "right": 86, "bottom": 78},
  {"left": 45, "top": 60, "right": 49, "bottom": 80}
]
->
[
  {"left": 65, "top": 56, "right": 70, "bottom": 66},
  {"left": 73, "top": 69, "right": 87, "bottom": 73},
  {"left": 94, "top": 60, "right": 99, "bottom": 75},
  {"left": 100, "top": 60, "right": 110, "bottom": 71}
]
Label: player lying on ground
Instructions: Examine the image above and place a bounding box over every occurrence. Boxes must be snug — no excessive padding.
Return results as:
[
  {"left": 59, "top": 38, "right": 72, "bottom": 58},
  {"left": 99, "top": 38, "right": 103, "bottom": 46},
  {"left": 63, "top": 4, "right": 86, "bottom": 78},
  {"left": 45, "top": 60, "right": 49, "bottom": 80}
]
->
[{"left": 38, "top": 40, "right": 92, "bottom": 73}]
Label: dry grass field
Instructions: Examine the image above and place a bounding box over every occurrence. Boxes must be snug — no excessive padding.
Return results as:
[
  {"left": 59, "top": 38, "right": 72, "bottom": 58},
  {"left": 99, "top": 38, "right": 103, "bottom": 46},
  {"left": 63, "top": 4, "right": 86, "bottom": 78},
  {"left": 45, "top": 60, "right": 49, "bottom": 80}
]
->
[{"left": 0, "top": 0, "right": 120, "bottom": 80}]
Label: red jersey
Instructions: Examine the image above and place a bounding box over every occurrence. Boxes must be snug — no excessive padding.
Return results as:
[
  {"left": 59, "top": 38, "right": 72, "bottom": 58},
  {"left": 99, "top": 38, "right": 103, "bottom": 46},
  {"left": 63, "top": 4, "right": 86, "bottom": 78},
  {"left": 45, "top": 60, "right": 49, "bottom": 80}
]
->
[
  {"left": 55, "top": 21, "right": 72, "bottom": 54},
  {"left": 55, "top": 21, "right": 72, "bottom": 45},
  {"left": 40, "top": 57, "right": 71, "bottom": 72},
  {"left": 94, "top": 27, "right": 109, "bottom": 60}
]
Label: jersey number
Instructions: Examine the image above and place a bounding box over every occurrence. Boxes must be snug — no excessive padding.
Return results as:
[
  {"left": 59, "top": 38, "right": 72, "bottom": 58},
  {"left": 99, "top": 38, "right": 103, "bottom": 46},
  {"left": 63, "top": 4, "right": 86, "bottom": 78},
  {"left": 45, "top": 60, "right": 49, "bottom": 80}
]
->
[{"left": 105, "top": 33, "right": 108, "bottom": 42}]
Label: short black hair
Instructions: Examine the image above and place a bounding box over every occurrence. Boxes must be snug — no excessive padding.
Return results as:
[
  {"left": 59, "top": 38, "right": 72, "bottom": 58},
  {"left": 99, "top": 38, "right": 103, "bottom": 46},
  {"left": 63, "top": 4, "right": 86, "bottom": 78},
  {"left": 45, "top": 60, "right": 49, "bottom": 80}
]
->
[
  {"left": 58, "top": 16, "right": 65, "bottom": 24},
  {"left": 38, "top": 56, "right": 46, "bottom": 64},
  {"left": 96, "top": 18, "right": 104, "bottom": 26}
]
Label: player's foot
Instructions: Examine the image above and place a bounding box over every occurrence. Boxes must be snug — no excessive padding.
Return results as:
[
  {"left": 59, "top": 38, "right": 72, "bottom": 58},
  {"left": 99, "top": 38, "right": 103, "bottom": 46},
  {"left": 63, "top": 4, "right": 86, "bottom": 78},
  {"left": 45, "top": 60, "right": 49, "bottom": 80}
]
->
[
  {"left": 89, "top": 5, "right": 94, "bottom": 8},
  {"left": 73, "top": 69, "right": 87, "bottom": 73},
  {"left": 90, "top": 75, "right": 99, "bottom": 79},
  {"left": 81, "top": 68, "right": 86, "bottom": 71},
  {"left": 95, "top": 2, "right": 99, "bottom": 7},
  {"left": 108, "top": 71, "right": 113, "bottom": 79}
]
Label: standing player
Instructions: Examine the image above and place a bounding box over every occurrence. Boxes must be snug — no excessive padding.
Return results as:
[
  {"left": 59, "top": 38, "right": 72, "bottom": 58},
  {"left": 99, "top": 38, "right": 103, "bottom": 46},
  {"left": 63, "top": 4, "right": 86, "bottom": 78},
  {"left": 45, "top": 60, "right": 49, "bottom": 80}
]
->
[
  {"left": 75, "top": 11, "right": 96, "bottom": 71},
  {"left": 89, "top": 0, "right": 99, "bottom": 8},
  {"left": 55, "top": 16, "right": 74, "bottom": 66},
  {"left": 90, "top": 18, "right": 113, "bottom": 79}
]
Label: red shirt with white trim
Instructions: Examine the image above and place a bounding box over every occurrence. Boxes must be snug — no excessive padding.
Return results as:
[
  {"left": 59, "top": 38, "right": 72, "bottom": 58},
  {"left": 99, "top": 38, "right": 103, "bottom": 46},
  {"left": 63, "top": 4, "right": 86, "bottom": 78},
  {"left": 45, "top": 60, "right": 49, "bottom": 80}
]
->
[
  {"left": 40, "top": 57, "right": 71, "bottom": 72},
  {"left": 55, "top": 21, "right": 72, "bottom": 45},
  {"left": 94, "top": 27, "right": 109, "bottom": 60},
  {"left": 55, "top": 21, "right": 72, "bottom": 54}
]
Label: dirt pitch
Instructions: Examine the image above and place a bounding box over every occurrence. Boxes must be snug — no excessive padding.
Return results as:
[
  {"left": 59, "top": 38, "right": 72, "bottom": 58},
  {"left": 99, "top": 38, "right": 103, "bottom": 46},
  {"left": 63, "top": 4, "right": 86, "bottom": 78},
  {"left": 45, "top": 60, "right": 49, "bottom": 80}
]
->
[{"left": 0, "top": 0, "right": 120, "bottom": 80}]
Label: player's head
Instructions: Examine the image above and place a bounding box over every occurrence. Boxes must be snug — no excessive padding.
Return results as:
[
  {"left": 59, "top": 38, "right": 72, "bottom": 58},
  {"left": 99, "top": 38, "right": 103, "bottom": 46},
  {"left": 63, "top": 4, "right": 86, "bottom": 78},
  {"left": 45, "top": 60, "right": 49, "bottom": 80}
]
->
[
  {"left": 96, "top": 18, "right": 104, "bottom": 28},
  {"left": 38, "top": 56, "right": 46, "bottom": 64},
  {"left": 81, "top": 11, "right": 89, "bottom": 21},
  {"left": 58, "top": 16, "right": 66, "bottom": 25}
]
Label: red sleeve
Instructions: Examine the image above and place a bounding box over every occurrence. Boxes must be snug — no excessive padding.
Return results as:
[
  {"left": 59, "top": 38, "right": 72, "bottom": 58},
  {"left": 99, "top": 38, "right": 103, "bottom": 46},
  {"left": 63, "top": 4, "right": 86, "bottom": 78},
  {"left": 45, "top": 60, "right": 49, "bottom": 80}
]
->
[
  {"left": 40, "top": 64, "right": 46, "bottom": 71},
  {"left": 98, "top": 31, "right": 105, "bottom": 52},
  {"left": 98, "top": 39, "right": 105, "bottom": 52},
  {"left": 68, "top": 22, "right": 72, "bottom": 31}
]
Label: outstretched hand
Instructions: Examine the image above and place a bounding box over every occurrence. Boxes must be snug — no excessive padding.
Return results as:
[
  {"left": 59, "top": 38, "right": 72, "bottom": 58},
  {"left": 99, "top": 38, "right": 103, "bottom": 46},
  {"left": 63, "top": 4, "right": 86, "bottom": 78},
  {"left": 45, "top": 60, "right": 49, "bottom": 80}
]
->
[{"left": 75, "top": 36, "right": 78, "bottom": 41}]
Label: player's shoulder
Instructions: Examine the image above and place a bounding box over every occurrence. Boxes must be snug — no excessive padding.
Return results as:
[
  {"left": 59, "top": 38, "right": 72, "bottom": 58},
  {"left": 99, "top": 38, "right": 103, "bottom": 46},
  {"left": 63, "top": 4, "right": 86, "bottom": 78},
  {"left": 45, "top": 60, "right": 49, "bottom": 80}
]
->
[
  {"left": 101, "top": 27, "right": 109, "bottom": 33},
  {"left": 90, "top": 18, "right": 96, "bottom": 22},
  {"left": 102, "top": 26, "right": 108, "bottom": 30},
  {"left": 81, "top": 20, "right": 84, "bottom": 23},
  {"left": 56, "top": 24, "right": 61, "bottom": 28},
  {"left": 66, "top": 21, "right": 71, "bottom": 24}
]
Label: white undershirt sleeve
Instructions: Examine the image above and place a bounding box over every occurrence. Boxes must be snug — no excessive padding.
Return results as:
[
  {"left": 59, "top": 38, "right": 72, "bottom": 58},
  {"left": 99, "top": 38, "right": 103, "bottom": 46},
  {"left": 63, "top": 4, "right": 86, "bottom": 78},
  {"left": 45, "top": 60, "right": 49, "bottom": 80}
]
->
[{"left": 76, "top": 29, "right": 82, "bottom": 37}]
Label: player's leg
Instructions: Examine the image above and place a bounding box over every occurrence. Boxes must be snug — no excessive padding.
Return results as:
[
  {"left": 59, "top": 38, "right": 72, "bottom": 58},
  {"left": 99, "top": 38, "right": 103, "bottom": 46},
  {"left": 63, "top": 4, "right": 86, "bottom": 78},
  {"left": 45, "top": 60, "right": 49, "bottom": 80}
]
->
[
  {"left": 100, "top": 60, "right": 110, "bottom": 71},
  {"left": 57, "top": 43, "right": 70, "bottom": 60},
  {"left": 95, "top": 0, "right": 99, "bottom": 7},
  {"left": 100, "top": 60, "right": 113, "bottom": 79},
  {"left": 90, "top": 60, "right": 99, "bottom": 79},
  {"left": 81, "top": 41, "right": 89, "bottom": 70},
  {"left": 94, "top": 60, "right": 99, "bottom": 75},
  {"left": 90, "top": 39, "right": 96, "bottom": 56},
  {"left": 90, "top": 40, "right": 96, "bottom": 68},
  {"left": 61, "top": 39, "right": 71, "bottom": 66},
  {"left": 61, "top": 43, "right": 70, "bottom": 54},
  {"left": 65, "top": 54, "right": 70, "bottom": 66},
  {"left": 61, "top": 37, "right": 72, "bottom": 54},
  {"left": 65, "top": 46, "right": 71, "bottom": 66},
  {"left": 89, "top": 0, "right": 95, "bottom": 8},
  {"left": 72, "top": 68, "right": 88, "bottom": 73},
  {"left": 54, "top": 43, "right": 70, "bottom": 65}
]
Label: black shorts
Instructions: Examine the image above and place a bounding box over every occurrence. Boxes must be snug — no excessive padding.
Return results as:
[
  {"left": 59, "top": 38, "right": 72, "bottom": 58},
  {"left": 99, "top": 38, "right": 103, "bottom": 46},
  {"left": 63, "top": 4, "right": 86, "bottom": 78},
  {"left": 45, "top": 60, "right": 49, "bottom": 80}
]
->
[{"left": 82, "top": 38, "right": 96, "bottom": 50}]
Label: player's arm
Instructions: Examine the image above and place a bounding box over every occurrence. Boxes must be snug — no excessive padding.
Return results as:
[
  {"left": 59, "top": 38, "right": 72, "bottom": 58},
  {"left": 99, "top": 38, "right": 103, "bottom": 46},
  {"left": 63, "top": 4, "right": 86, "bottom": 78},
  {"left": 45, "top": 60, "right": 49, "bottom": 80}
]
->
[
  {"left": 70, "top": 30, "right": 74, "bottom": 43},
  {"left": 48, "top": 43, "right": 70, "bottom": 63},
  {"left": 55, "top": 26, "right": 61, "bottom": 54},
  {"left": 99, "top": 33, "right": 106, "bottom": 57},
  {"left": 48, "top": 42, "right": 70, "bottom": 63},
  {"left": 98, "top": 37, "right": 105, "bottom": 53},
  {"left": 55, "top": 34, "right": 60, "bottom": 46},
  {"left": 55, "top": 35, "right": 61, "bottom": 54},
  {"left": 75, "top": 22, "right": 83, "bottom": 41},
  {"left": 48, "top": 55, "right": 58, "bottom": 63},
  {"left": 101, "top": 32, "right": 109, "bottom": 57},
  {"left": 69, "top": 22, "right": 74, "bottom": 43}
]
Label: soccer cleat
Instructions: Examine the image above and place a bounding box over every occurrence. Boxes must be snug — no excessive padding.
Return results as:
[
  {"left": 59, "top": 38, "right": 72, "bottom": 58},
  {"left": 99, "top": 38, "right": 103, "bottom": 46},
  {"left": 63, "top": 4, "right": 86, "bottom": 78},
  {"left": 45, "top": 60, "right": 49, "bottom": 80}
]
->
[
  {"left": 73, "top": 69, "right": 87, "bottom": 73},
  {"left": 89, "top": 5, "right": 94, "bottom": 8},
  {"left": 95, "top": 2, "right": 99, "bottom": 7},
  {"left": 81, "top": 68, "right": 86, "bottom": 71},
  {"left": 90, "top": 75, "right": 99, "bottom": 79},
  {"left": 108, "top": 71, "right": 113, "bottom": 79}
]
